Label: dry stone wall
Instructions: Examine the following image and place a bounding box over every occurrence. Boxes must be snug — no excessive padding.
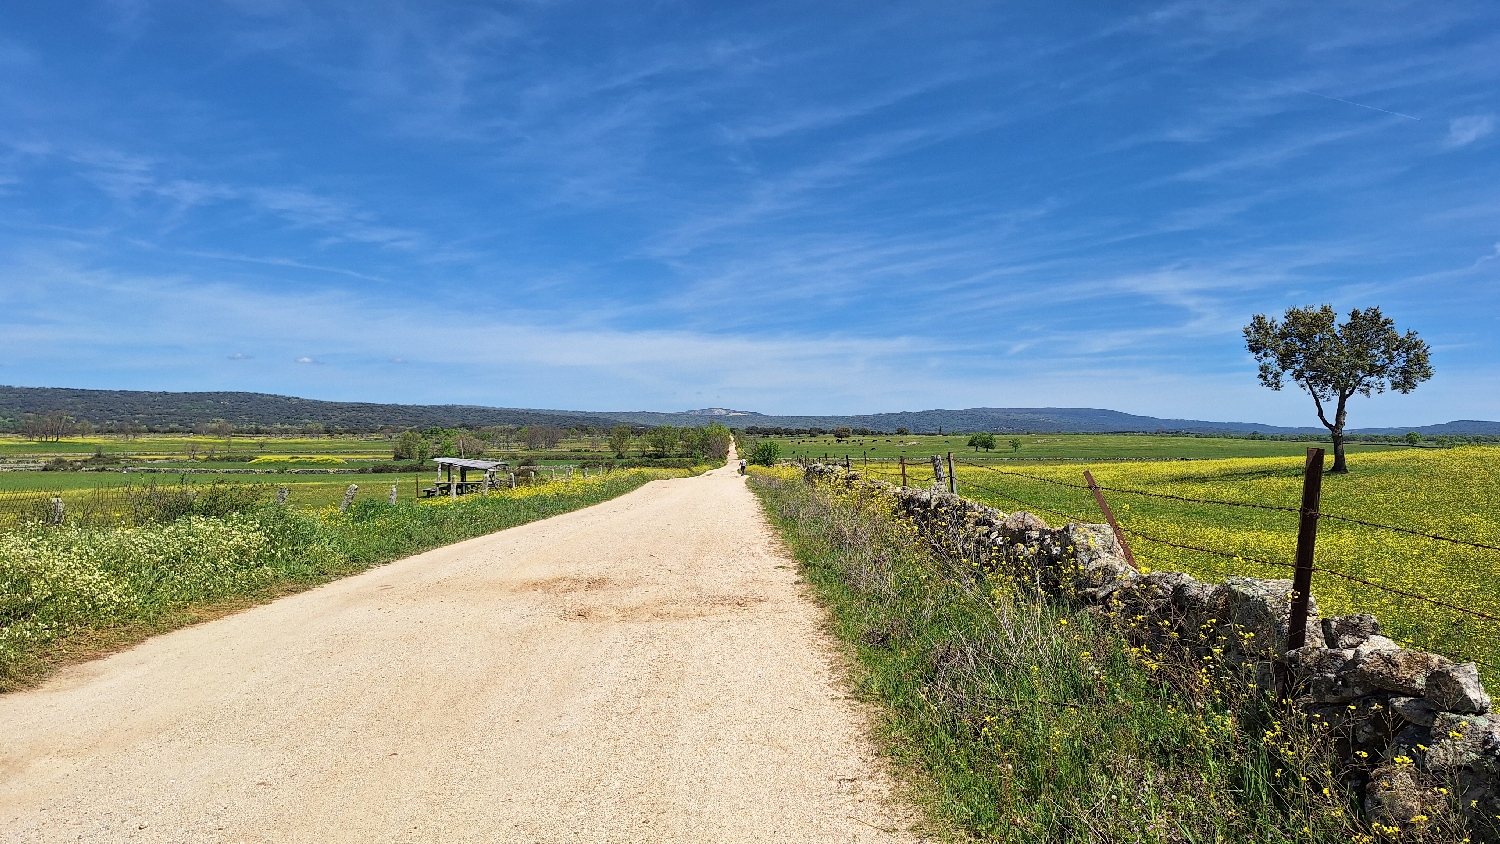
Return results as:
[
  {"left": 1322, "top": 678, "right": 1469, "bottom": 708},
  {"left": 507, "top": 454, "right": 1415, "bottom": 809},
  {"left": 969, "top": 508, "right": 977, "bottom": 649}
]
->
[{"left": 802, "top": 463, "right": 1500, "bottom": 834}]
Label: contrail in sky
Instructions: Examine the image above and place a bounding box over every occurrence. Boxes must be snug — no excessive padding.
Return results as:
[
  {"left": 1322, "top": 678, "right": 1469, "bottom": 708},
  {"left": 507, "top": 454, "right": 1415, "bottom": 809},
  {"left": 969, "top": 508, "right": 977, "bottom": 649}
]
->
[{"left": 1283, "top": 84, "right": 1421, "bottom": 120}]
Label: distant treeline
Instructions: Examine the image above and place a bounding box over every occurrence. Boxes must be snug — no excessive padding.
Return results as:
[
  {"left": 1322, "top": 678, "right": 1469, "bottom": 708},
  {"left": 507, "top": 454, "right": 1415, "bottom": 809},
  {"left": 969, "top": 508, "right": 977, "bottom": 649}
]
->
[
  {"left": 738, "top": 425, "right": 1500, "bottom": 445},
  {"left": 0, "top": 386, "right": 620, "bottom": 434}
]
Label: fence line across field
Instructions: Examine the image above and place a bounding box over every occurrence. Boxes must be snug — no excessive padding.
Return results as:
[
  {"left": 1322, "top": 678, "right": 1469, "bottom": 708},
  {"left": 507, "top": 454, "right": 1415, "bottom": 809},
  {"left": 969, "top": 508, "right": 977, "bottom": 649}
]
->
[
  {"left": 0, "top": 467, "right": 598, "bottom": 531},
  {"left": 948, "top": 457, "right": 1500, "bottom": 556},
  {"left": 919, "top": 471, "right": 1500, "bottom": 674},
  {"left": 801, "top": 451, "right": 1500, "bottom": 672},
  {"left": 948, "top": 456, "right": 1500, "bottom": 623}
]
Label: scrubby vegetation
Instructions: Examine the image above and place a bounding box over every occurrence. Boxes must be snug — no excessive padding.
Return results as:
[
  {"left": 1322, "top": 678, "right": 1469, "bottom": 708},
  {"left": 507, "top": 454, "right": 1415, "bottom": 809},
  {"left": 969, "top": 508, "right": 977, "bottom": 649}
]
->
[
  {"left": 0, "top": 468, "right": 691, "bottom": 690},
  {"left": 748, "top": 467, "right": 1472, "bottom": 843}
]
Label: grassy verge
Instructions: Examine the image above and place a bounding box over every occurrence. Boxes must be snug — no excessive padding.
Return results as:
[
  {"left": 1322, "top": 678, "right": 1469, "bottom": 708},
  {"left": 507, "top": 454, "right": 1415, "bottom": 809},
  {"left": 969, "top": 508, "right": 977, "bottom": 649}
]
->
[
  {"left": 1, "top": 468, "right": 695, "bottom": 691},
  {"left": 748, "top": 466, "right": 1433, "bottom": 844}
]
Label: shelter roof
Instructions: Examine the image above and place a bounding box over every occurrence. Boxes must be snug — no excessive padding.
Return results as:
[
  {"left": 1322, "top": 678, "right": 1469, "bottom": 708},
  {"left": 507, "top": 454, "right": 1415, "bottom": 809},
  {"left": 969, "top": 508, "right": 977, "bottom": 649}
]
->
[{"left": 432, "top": 457, "right": 508, "bottom": 470}]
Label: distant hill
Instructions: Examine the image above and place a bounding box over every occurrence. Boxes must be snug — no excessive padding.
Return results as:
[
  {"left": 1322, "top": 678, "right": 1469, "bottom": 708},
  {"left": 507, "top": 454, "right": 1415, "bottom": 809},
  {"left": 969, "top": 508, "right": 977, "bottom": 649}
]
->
[
  {"left": 0, "top": 386, "right": 612, "bottom": 432},
  {"left": 2, "top": 386, "right": 1496, "bottom": 436},
  {"left": 1352, "top": 420, "right": 1500, "bottom": 436}
]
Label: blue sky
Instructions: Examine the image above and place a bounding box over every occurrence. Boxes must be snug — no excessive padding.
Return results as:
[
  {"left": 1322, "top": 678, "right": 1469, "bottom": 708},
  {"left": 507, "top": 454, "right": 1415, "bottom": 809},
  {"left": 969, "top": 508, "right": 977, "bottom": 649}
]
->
[{"left": 1, "top": 1, "right": 1497, "bottom": 426}]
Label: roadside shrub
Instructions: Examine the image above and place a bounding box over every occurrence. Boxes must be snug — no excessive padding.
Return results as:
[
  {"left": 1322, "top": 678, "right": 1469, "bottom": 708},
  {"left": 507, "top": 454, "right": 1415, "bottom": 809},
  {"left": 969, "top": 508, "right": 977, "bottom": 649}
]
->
[{"left": 750, "top": 440, "right": 781, "bottom": 466}]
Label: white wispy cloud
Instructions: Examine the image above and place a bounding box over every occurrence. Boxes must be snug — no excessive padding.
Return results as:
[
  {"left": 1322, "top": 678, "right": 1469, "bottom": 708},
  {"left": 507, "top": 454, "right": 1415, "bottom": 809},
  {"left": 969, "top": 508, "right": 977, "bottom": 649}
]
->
[{"left": 1445, "top": 114, "right": 1494, "bottom": 148}]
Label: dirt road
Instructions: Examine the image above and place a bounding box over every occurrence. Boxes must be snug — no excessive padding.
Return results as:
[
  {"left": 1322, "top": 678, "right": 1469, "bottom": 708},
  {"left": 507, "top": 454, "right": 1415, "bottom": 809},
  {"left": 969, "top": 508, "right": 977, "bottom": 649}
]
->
[{"left": 0, "top": 460, "right": 917, "bottom": 843}]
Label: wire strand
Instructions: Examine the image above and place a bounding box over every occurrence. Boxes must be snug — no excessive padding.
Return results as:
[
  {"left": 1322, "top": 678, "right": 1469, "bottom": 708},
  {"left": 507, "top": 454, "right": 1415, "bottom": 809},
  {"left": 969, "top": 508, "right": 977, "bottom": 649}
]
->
[{"left": 953, "top": 458, "right": 1500, "bottom": 553}]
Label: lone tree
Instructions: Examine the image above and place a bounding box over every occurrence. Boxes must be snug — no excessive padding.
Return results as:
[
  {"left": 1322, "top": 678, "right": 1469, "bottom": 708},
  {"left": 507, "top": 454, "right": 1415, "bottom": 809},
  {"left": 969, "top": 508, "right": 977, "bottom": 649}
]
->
[
  {"left": 1244, "top": 305, "right": 1431, "bottom": 474},
  {"left": 967, "top": 432, "right": 996, "bottom": 452},
  {"left": 607, "top": 425, "right": 633, "bottom": 458},
  {"left": 750, "top": 440, "right": 781, "bottom": 466}
]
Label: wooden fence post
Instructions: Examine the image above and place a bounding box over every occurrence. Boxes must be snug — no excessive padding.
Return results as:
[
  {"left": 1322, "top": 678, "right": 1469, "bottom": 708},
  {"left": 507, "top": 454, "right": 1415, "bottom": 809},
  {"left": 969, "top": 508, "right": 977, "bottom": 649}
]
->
[
  {"left": 340, "top": 484, "right": 358, "bottom": 512},
  {"left": 389, "top": 484, "right": 398, "bottom": 505},
  {"left": 1287, "top": 447, "right": 1325, "bottom": 650},
  {"left": 946, "top": 452, "right": 957, "bottom": 494},
  {"left": 899, "top": 456, "right": 907, "bottom": 487},
  {"left": 930, "top": 454, "right": 944, "bottom": 488},
  {"left": 50, "top": 496, "right": 64, "bottom": 526}
]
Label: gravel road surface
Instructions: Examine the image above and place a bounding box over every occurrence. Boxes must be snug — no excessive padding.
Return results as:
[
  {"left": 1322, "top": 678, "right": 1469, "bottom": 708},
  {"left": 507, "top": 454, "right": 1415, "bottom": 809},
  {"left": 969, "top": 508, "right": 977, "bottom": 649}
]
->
[{"left": 0, "top": 459, "right": 917, "bottom": 843}]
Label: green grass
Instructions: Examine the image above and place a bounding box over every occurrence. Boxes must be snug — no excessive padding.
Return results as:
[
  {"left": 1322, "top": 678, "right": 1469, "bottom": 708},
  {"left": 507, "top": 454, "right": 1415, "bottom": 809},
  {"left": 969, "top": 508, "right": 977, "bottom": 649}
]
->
[
  {"left": 857, "top": 446, "right": 1500, "bottom": 683},
  {"left": 0, "top": 472, "right": 447, "bottom": 512},
  {"left": 749, "top": 432, "right": 1409, "bottom": 462},
  {"left": 0, "top": 434, "right": 396, "bottom": 457},
  {"left": 0, "top": 432, "right": 701, "bottom": 469},
  {"left": 747, "top": 468, "right": 1398, "bottom": 843},
  {"left": 0, "top": 468, "right": 695, "bottom": 691}
]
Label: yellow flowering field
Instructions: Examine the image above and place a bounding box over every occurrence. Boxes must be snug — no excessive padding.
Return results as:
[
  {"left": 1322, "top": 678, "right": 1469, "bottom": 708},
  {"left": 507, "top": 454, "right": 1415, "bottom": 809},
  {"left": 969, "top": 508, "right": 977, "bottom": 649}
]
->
[{"left": 863, "top": 447, "right": 1500, "bottom": 679}]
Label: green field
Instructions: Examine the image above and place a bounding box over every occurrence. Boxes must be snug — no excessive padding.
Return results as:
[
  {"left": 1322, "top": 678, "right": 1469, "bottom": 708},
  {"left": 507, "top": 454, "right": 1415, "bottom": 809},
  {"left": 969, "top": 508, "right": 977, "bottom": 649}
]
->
[
  {"left": 0, "top": 434, "right": 393, "bottom": 458},
  {"left": 748, "top": 431, "right": 1409, "bottom": 461},
  {"left": 0, "top": 432, "right": 633, "bottom": 465},
  {"left": 854, "top": 446, "right": 1500, "bottom": 679}
]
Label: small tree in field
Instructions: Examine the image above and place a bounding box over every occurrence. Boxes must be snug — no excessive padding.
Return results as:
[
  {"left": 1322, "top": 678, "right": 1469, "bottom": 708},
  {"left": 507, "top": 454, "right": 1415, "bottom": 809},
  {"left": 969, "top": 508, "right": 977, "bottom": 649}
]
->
[
  {"left": 393, "top": 430, "right": 425, "bottom": 461},
  {"left": 833, "top": 427, "right": 853, "bottom": 442},
  {"left": 967, "top": 432, "right": 996, "bottom": 452},
  {"left": 750, "top": 440, "right": 781, "bottom": 466},
  {"left": 1244, "top": 305, "right": 1431, "bottom": 474},
  {"left": 607, "top": 425, "right": 633, "bottom": 458},
  {"left": 1404, "top": 431, "right": 1422, "bottom": 447},
  {"left": 1009, "top": 437, "right": 1022, "bottom": 453}
]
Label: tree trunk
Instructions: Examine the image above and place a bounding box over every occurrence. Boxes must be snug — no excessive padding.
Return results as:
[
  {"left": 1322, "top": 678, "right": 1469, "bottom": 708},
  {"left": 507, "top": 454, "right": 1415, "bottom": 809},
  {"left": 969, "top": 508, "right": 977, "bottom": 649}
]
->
[
  {"left": 1329, "top": 394, "right": 1351, "bottom": 474},
  {"left": 1329, "top": 429, "right": 1348, "bottom": 474}
]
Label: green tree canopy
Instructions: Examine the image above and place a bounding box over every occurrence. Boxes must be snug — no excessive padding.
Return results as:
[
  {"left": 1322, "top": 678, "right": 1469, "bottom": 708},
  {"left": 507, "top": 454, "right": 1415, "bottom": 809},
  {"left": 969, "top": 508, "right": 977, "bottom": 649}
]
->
[
  {"left": 700, "top": 423, "right": 733, "bottom": 462},
  {"left": 607, "top": 425, "right": 633, "bottom": 458},
  {"left": 967, "top": 432, "right": 996, "bottom": 452},
  {"left": 1244, "top": 305, "right": 1431, "bottom": 473},
  {"left": 645, "top": 426, "right": 680, "bottom": 456},
  {"left": 750, "top": 440, "right": 781, "bottom": 466}
]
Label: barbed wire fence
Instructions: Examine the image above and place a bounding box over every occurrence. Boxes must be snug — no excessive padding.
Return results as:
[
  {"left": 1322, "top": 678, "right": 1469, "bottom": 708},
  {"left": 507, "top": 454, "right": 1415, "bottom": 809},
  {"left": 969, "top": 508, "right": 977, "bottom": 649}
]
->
[{"left": 792, "top": 450, "right": 1500, "bottom": 676}]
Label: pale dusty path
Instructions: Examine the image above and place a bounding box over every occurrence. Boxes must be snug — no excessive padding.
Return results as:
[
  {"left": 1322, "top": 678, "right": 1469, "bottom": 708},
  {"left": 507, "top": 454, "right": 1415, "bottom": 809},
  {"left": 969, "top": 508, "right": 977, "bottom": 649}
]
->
[{"left": 0, "top": 459, "right": 918, "bottom": 843}]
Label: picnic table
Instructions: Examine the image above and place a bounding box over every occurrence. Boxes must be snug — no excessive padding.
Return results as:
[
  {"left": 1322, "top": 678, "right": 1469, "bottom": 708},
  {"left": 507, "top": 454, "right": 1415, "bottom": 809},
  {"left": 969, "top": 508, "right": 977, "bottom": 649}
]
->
[{"left": 421, "top": 457, "right": 509, "bottom": 498}]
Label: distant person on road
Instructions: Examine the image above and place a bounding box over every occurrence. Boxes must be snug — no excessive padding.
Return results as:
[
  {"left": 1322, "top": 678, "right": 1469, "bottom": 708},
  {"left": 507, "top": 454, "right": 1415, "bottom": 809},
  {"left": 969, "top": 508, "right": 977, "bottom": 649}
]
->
[{"left": 738, "top": 459, "right": 747, "bottom": 475}]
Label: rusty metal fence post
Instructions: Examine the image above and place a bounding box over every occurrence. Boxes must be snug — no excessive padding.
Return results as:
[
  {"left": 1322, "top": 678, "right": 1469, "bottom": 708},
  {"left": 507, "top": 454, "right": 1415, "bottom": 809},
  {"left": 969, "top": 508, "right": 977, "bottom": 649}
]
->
[
  {"left": 946, "top": 452, "right": 956, "bottom": 495},
  {"left": 1287, "top": 447, "right": 1325, "bottom": 650},
  {"left": 1083, "top": 471, "right": 1138, "bottom": 570}
]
